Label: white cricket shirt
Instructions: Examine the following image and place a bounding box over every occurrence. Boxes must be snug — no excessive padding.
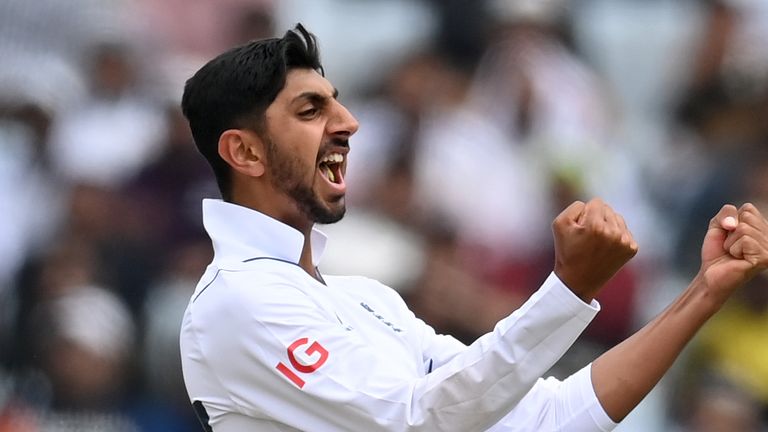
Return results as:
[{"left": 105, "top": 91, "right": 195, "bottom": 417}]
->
[{"left": 180, "top": 199, "right": 617, "bottom": 431}]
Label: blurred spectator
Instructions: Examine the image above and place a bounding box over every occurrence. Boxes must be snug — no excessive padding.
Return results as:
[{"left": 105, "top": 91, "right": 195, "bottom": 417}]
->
[
  {"left": 47, "top": 42, "right": 166, "bottom": 188},
  {"left": 0, "top": 0, "right": 137, "bottom": 53},
  {"left": 343, "top": 51, "right": 439, "bottom": 217},
  {"left": 121, "top": 105, "right": 218, "bottom": 257},
  {"left": 404, "top": 223, "right": 527, "bottom": 344},
  {"left": 672, "top": 153, "right": 768, "bottom": 430},
  {"left": 135, "top": 0, "right": 275, "bottom": 60},
  {"left": 7, "top": 282, "right": 140, "bottom": 432},
  {"left": 681, "top": 0, "right": 768, "bottom": 106},
  {"left": 138, "top": 240, "right": 212, "bottom": 432},
  {"left": 688, "top": 272, "right": 768, "bottom": 409},
  {"left": 475, "top": 0, "right": 647, "bottom": 241},
  {"left": 670, "top": 115, "right": 768, "bottom": 278},
  {"left": 65, "top": 182, "right": 162, "bottom": 316},
  {"left": 412, "top": 57, "right": 552, "bottom": 261},
  {"left": 0, "top": 102, "right": 67, "bottom": 366},
  {"left": 667, "top": 0, "right": 768, "bottom": 276},
  {"left": 35, "top": 286, "right": 135, "bottom": 411},
  {"left": 674, "top": 375, "right": 763, "bottom": 432},
  {"left": 273, "top": 0, "right": 438, "bottom": 96},
  {"left": 10, "top": 237, "right": 103, "bottom": 373},
  {"left": 343, "top": 0, "right": 643, "bottom": 351},
  {"left": 319, "top": 209, "right": 426, "bottom": 294}
]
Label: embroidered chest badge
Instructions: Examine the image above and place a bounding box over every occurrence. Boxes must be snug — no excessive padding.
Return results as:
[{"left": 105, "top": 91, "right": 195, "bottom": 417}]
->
[{"left": 359, "top": 302, "right": 403, "bottom": 333}]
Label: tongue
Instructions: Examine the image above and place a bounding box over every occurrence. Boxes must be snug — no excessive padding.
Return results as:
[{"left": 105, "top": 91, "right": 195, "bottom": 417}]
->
[
  {"left": 319, "top": 163, "right": 335, "bottom": 183},
  {"left": 331, "top": 164, "right": 344, "bottom": 186}
]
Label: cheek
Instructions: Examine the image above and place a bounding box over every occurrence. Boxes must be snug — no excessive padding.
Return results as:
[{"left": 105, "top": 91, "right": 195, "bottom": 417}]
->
[
  {"left": 268, "top": 122, "right": 325, "bottom": 175},
  {"left": 276, "top": 152, "right": 312, "bottom": 183},
  {"left": 286, "top": 133, "right": 322, "bottom": 167}
]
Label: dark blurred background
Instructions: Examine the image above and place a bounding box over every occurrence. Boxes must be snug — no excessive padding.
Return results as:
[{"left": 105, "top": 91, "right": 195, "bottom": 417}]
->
[{"left": 1, "top": 0, "right": 767, "bottom": 430}]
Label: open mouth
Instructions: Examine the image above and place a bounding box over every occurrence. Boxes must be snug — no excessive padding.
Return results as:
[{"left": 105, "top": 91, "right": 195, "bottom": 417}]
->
[{"left": 319, "top": 152, "right": 344, "bottom": 185}]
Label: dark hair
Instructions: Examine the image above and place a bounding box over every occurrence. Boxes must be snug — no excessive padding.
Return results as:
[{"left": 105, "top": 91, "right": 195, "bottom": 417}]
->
[{"left": 181, "top": 23, "right": 323, "bottom": 200}]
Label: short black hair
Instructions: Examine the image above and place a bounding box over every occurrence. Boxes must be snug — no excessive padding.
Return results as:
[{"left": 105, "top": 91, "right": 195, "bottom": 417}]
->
[{"left": 181, "top": 23, "right": 323, "bottom": 201}]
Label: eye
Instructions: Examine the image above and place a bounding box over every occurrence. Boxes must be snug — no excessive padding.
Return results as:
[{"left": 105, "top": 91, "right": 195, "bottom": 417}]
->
[{"left": 298, "top": 107, "right": 319, "bottom": 119}]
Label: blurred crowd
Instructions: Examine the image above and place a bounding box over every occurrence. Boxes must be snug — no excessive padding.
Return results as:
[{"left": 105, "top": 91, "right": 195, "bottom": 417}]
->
[{"left": 0, "top": 0, "right": 767, "bottom": 431}]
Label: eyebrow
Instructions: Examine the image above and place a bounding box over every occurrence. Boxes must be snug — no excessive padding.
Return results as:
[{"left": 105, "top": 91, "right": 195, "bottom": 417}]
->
[{"left": 293, "top": 88, "right": 340, "bottom": 105}]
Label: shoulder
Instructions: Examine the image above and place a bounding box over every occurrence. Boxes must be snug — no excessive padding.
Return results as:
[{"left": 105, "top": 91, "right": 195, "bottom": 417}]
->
[
  {"left": 325, "top": 274, "right": 401, "bottom": 297},
  {"left": 210, "top": 257, "right": 309, "bottom": 287},
  {"left": 190, "top": 262, "right": 317, "bottom": 315},
  {"left": 325, "top": 274, "right": 412, "bottom": 313}
]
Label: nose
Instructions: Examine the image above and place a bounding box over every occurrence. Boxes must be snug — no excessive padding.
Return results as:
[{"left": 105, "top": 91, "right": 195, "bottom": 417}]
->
[{"left": 328, "top": 99, "right": 359, "bottom": 138}]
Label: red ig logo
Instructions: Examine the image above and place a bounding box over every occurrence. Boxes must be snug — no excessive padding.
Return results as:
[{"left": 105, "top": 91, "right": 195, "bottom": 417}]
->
[{"left": 276, "top": 337, "right": 329, "bottom": 388}]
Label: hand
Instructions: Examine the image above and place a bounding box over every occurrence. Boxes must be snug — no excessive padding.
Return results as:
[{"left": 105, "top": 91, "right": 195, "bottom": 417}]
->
[
  {"left": 699, "top": 203, "right": 768, "bottom": 304},
  {"left": 552, "top": 198, "right": 638, "bottom": 301}
]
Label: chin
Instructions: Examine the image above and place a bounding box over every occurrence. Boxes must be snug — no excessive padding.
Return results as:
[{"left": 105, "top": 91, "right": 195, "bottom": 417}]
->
[{"left": 315, "top": 206, "right": 345, "bottom": 225}]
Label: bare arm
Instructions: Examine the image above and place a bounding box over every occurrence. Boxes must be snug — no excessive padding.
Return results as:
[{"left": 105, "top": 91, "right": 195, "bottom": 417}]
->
[{"left": 591, "top": 203, "right": 768, "bottom": 422}]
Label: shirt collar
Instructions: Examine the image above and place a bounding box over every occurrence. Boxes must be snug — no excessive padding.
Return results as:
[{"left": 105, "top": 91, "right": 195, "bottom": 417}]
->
[{"left": 201, "top": 199, "right": 328, "bottom": 267}]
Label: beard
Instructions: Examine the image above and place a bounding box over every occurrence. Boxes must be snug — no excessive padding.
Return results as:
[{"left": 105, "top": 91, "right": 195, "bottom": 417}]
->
[{"left": 265, "top": 135, "right": 346, "bottom": 224}]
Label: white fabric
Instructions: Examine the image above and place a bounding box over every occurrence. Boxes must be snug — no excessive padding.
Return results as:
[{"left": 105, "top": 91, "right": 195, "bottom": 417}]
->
[{"left": 180, "top": 199, "right": 618, "bottom": 431}]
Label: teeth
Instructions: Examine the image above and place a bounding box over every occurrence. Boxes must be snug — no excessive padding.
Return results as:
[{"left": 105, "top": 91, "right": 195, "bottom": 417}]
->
[
  {"left": 321, "top": 153, "right": 344, "bottom": 164},
  {"left": 319, "top": 153, "right": 342, "bottom": 183}
]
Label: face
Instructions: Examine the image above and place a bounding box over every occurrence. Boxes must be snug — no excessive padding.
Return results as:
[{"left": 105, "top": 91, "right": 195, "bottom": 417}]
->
[{"left": 261, "top": 69, "right": 358, "bottom": 226}]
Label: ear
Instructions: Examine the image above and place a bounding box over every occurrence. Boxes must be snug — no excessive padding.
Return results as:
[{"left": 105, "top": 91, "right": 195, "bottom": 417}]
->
[{"left": 218, "top": 129, "right": 266, "bottom": 178}]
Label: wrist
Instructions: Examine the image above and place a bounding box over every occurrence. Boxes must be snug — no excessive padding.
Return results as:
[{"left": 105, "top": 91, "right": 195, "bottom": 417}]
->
[
  {"left": 686, "top": 272, "right": 729, "bottom": 317},
  {"left": 553, "top": 266, "right": 599, "bottom": 303}
]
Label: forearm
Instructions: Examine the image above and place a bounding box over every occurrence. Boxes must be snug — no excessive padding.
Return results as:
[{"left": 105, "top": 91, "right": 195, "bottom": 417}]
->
[
  {"left": 415, "top": 272, "right": 600, "bottom": 429},
  {"left": 590, "top": 274, "right": 721, "bottom": 422}
]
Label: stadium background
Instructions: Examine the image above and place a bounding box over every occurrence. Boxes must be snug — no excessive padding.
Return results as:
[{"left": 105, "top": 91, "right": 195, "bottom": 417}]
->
[{"left": 1, "top": 0, "right": 767, "bottom": 430}]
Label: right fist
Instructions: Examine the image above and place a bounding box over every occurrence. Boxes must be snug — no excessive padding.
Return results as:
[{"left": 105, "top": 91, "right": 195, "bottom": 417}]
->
[{"left": 552, "top": 198, "right": 638, "bottom": 301}]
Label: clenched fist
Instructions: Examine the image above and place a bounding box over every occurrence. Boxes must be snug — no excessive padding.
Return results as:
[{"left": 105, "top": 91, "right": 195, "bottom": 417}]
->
[
  {"left": 552, "top": 198, "right": 638, "bottom": 302},
  {"left": 699, "top": 203, "right": 768, "bottom": 305}
]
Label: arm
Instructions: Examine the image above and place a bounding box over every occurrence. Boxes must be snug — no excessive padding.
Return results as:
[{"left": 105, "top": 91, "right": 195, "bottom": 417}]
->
[
  {"left": 197, "top": 270, "right": 599, "bottom": 432},
  {"left": 591, "top": 203, "right": 768, "bottom": 422},
  {"left": 489, "top": 365, "right": 616, "bottom": 432},
  {"left": 367, "top": 198, "right": 638, "bottom": 432},
  {"left": 184, "top": 199, "right": 637, "bottom": 431}
]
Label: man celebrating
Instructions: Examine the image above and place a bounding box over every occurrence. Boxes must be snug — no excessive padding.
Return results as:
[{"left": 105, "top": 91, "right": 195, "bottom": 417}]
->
[{"left": 179, "top": 24, "right": 768, "bottom": 431}]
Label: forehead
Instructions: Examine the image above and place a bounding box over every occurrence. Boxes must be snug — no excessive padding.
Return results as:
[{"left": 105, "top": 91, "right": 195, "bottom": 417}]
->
[{"left": 275, "top": 68, "right": 335, "bottom": 103}]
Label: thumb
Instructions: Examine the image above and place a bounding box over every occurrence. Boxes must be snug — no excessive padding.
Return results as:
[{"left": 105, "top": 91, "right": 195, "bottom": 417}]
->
[
  {"left": 702, "top": 204, "right": 739, "bottom": 263},
  {"left": 709, "top": 204, "right": 739, "bottom": 232}
]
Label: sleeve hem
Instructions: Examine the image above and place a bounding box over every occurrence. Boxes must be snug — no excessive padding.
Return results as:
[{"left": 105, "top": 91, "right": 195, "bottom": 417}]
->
[
  {"left": 581, "top": 364, "right": 619, "bottom": 431},
  {"left": 544, "top": 272, "right": 601, "bottom": 323}
]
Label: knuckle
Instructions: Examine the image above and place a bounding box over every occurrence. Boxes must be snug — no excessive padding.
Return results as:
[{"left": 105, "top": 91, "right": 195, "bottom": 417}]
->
[
  {"left": 740, "top": 202, "right": 757, "bottom": 213},
  {"left": 738, "top": 212, "right": 755, "bottom": 224},
  {"left": 594, "top": 224, "right": 611, "bottom": 238}
]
